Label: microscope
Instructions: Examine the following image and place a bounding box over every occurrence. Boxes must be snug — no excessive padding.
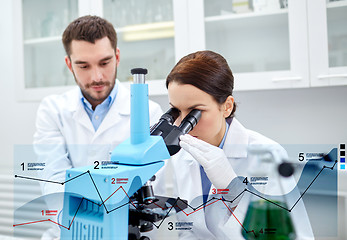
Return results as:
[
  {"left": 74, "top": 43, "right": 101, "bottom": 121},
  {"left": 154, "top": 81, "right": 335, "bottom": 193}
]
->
[{"left": 60, "top": 68, "right": 201, "bottom": 239}]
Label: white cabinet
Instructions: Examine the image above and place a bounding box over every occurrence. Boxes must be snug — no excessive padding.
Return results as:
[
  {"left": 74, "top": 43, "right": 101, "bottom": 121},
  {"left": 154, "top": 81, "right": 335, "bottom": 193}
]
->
[
  {"left": 14, "top": 0, "right": 347, "bottom": 100},
  {"left": 193, "top": 0, "right": 312, "bottom": 91},
  {"left": 14, "top": 0, "right": 80, "bottom": 100},
  {"left": 308, "top": 0, "right": 347, "bottom": 87},
  {"left": 102, "top": 0, "right": 176, "bottom": 95},
  {"left": 15, "top": 0, "right": 177, "bottom": 100},
  {"left": 188, "top": 0, "right": 347, "bottom": 91}
]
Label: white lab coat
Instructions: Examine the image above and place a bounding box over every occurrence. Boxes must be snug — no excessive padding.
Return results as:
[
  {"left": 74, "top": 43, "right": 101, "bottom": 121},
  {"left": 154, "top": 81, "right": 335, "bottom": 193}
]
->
[
  {"left": 33, "top": 80, "right": 163, "bottom": 196},
  {"left": 153, "top": 118, "right": 314, "bottom": 240}
]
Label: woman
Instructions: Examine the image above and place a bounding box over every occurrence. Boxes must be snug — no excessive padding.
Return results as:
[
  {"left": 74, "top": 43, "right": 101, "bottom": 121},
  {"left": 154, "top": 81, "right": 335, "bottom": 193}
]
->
[{"left": 154, "top": 50, "right": 313, "bottom": 240}]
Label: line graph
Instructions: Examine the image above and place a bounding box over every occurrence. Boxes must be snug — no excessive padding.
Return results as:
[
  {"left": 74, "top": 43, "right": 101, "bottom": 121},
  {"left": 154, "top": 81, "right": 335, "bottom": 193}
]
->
[{"left": 13, "top": 159, "right": 338, "bottom": 237}]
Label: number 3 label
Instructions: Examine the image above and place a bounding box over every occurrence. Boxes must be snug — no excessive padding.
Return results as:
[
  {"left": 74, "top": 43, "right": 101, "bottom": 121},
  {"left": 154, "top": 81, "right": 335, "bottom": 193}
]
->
[{"left": 168, "top": 222, "right": 173, "bottom": 230}]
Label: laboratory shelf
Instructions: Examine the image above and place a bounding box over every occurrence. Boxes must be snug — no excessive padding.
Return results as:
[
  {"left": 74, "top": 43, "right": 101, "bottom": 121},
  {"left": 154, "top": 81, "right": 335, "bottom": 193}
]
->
[
  {"left": 205, "top": 12, "right": 288, "bottom": 35},
  {"left": 23, "top": 36, "right": 61, "bottom": 45},
  {"left": 117, "top": 21, "right": 174, "bottom": 33},
  {"left": 326, "top": 2, "right": 347, "bottom": 22},
  {"left": 327, "top": 0, "right": 347, "bottom": 8},
  {"left": 204, "top": 8, "right": 288, "bottom": 23},
  {"left": 117, "top": 21, "right": 174, "bottom": 42},
  {"left": 23, "top": 21, "right": 175, "bottom": 45}
]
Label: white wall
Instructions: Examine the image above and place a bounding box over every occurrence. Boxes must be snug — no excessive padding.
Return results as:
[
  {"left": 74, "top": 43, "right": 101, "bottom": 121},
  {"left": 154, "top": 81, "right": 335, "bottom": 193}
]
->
[
  {"left": 0, "top": 1, "right": 40, "bottom": 176},
  {"left": 0, "top": 1, "right": 38, "bottom": 237},
  {"left": 151, "top": 85, "right": 347, "bottom": 145},
  {"left": 234, "top": 86, "right": 347, "bottom": 144}
]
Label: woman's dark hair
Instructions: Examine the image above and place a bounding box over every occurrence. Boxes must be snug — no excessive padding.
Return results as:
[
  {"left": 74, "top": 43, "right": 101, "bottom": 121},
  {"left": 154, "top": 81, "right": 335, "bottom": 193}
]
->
[
  {"left": 166, "top": 50, "right": 236, "bottom": 117},
  {"left": 62, "top": 15, "right": 117, "bottom": 56}
]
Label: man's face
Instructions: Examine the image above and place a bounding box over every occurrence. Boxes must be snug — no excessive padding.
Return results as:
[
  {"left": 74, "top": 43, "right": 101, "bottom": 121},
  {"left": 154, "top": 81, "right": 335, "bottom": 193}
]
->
[{"left": 65, "top": 37, "right": 120, "bottom": 109}]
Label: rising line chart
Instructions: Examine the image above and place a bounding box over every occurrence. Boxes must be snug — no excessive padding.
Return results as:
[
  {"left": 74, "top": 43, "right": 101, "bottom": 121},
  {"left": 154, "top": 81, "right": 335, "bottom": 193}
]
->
[{"left": 13, "top": 160, "right": 338, "bottom": 237}]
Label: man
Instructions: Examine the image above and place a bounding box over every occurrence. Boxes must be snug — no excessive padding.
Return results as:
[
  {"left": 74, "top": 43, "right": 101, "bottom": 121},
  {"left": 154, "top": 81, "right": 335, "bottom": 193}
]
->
[{"left": 34, "top": 15, "right": 163, "bottom": 197}]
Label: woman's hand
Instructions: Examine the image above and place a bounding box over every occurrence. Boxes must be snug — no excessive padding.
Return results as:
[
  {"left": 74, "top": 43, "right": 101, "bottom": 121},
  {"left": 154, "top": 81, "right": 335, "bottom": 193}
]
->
[{"left": 179, "top": 134, "right": 237, "bottom": 189}]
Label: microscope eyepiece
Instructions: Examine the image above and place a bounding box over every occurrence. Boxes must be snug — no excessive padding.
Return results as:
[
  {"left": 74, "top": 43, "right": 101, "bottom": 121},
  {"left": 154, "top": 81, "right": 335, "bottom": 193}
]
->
[
  {"left": 150, "top": 108, "right": 201, "bottom": 156},
  {"left": 178, "top": 109, "right": 201, "bottom": 134},
  {"left": 131, "top": 68, "right": 148, "bottom": 75},
  {"left": 160, "top": 108, "right": 180, "bottom": 124}
]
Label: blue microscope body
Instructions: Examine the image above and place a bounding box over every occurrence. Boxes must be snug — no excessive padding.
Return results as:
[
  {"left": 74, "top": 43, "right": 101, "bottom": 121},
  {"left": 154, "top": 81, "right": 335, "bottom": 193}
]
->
[{"left": 60, "top": 69, "right": 170, "bottom": 239}]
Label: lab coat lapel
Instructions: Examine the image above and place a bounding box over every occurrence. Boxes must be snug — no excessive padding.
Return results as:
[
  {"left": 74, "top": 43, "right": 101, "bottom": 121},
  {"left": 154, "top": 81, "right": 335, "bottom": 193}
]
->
[
  {"left": 93, "top": 82, "right": 130, "bottom": 140},
  {"left": 176, "top": 153, "right": 215, "bottom": 238},
  {"left": 72, "top": 92, "right": 95, "bottom": 133},
  {"left": 186, "top": 158, "right": 202, "bottom": 202},
  {"left": 223, "top": 118, "right": 249, "bottom": 159}
]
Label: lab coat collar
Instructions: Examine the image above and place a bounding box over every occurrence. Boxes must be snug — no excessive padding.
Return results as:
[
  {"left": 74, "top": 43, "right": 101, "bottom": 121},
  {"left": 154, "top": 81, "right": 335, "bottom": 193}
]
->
[
  {"left": 181, "top": 118, "right": 249, "bottom": 163},
  {"left": 69, "top": 80, "right": 129, "bottom": 114},
  {"left": 79, "top": 80, "right": 118, "bottom": 112},
  {"left": 71, "top": 80, "right": 130, "bottom": 134},
  {"left": 107, "top": 80, "right": 130, "bottom": 115},
  {"left": 222, "top": 118, "right": 249, "bottom": 159},
  {"left": 94, "top": 81, "right": 130, "bottom": 137},
  {"left": 73, "top": 99, "right": 94, "bottom": 131},
  {"left": 66, "top": 87, "right": 94, "bottom": 131}
]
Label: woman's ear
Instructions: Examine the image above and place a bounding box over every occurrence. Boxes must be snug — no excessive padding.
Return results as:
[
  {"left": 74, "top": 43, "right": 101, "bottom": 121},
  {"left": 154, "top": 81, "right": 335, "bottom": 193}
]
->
[{"left": 223, "top": 96, "right": 234, "bottom": 118}]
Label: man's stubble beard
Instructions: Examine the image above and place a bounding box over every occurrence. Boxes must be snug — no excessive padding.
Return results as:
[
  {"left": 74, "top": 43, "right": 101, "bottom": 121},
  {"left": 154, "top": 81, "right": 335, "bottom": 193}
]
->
[{"left": 72, "top": 66, "right": 117, "bottom": 104}]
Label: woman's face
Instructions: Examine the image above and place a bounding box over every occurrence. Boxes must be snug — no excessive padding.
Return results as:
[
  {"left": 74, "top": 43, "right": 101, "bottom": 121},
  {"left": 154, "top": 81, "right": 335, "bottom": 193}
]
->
[{"left": 168, "top": 82, "right": 234, "bottom": 147}]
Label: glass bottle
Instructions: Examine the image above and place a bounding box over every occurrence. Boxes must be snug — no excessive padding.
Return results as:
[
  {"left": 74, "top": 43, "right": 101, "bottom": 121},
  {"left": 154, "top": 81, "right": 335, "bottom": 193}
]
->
[{"left": 241, "top": 146, "right": 296, "bottom": 240}]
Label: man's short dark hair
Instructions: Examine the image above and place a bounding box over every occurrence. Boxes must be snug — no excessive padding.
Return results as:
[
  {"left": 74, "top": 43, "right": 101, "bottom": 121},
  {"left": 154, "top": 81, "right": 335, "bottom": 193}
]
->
[{"left": 62, "top": 15, "right": 117, "bottom": 56}]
